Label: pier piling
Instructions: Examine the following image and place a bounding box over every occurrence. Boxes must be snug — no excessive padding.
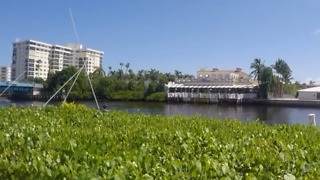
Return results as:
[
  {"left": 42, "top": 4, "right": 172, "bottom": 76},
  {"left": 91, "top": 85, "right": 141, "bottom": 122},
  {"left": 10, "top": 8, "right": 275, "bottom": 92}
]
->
[{"left": 308, "top": 114, "right": 316, "bottom": 126}]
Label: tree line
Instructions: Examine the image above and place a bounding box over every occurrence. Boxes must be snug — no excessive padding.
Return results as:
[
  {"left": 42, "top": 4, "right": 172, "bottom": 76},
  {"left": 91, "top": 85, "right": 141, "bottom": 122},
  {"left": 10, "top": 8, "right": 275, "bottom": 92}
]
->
[
  {"left": 249, "top": 58, "right": 307, "bottom": 98},
  {"left": 39, "top": 63, "right": 194, "bottom": 101},
  {"left": 28, "top": 59, "right": 308, "bottom": 101}
]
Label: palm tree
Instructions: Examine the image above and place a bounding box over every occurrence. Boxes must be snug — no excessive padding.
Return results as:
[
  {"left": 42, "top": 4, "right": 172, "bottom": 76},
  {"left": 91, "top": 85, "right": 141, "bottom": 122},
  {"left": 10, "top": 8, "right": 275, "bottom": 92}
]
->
[
  {"left": 137, "top": 70, "right": 144, "bottom": 80},
  {"left": 282, "top": 72, "right": 293, "bottom": 84},
  {"left": 271, "top": 59, "right": 282, "bottom": 98},
  {"left": 120, "top": 62, "right": 124, "bottom": 71},
  {"left": 119, "top": 62, "right": 124, "bottom": 79},
  {"left": 125, "top": 63, "right": 130, "bottom": 75},
  {"left": 128, "top": 69, "right": 135, "bottom": 79},
  {"left": 165, "top": 73, "right": 175, "bottom": 82},
  {"left": 92, "top": 67, "right": 106, "bottom": 77},
  {"left": 149, "top": 68, "right": 159, "bottom": 81},
  {"left": 271, "top": 59, "right": 292, "bottom": 97},
  {"left": 272, "top": 59, "right": 292, "bottom": 82},
  {"left": 250, "top": 58, "right": 265, "bottom": 84},
  {"left": 174, "top": 70, "right": 182, "bottom": 79},
  {"left": 108, "top": 66, "right": 112, "bottom": 75}
]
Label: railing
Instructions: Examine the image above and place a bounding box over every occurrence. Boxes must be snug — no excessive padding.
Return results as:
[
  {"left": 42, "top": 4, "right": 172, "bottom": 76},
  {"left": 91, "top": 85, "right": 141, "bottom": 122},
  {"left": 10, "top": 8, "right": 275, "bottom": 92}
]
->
[{"left": 167, "top": 93, "right": 257, "bottom": 99}]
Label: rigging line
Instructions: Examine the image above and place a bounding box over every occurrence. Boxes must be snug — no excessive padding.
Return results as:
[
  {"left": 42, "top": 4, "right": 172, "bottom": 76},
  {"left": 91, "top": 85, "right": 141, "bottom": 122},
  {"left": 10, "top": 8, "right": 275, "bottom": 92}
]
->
[
  {"left": 61, "top": 8, "right": 84, "bottom": 102},
  {"left": 67, "top": 8, "right": 100, "bottom": 109},
  {"left": 69, "top": 8, "right": 80, "bottom": 44},
  {"left": 0, "top": 70, "right": 26, "bottom": 97},
  {"left": 63, "top": 67, "right": 83, "bottom": 103},
  {"left": 84, "top": 62, "right": 100, "bottom": 110},
  {"left": 42, "top": 65, "right": 85, "bottom": 107}
]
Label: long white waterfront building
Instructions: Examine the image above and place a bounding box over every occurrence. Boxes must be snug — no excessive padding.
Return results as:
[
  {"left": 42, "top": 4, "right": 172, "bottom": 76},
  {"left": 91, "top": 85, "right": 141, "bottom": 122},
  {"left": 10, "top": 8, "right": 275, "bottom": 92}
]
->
[
  {"left": 11, "top": 40, "right": 103, "bottom": 80},
  {"left": 166, "top": 68, "right": 259, "bottom": 103}
]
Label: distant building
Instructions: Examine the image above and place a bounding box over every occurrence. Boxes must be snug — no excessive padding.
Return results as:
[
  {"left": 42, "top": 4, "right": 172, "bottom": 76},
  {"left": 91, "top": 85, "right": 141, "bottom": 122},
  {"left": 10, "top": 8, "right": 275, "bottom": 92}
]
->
[
  {"left": 196, "top": 67, "right": 254, "bottom": 84},
  {"left": 0, "top": 66, "right": 11, "bottom": 82},
  {"left": 175, "top": 67, "right": 257, "bottom": 86},
  {"left": 166, "top": 67, "right": 258, "bottom": 103},
  {"left": 65, "top": 44, "right": 103, "bottom": 75},
  {"left": 298, "top": 87, "right": 320, "bottom": 100},
  {"left": 11, "top": 40, "right": 104, "bottom": 80}
]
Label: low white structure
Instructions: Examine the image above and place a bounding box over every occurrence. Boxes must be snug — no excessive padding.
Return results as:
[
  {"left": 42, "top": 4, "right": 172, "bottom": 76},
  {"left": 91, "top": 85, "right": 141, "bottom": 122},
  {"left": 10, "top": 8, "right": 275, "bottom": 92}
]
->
[
  {"left": 166, "top": 82, "right": 257, "bottom": 103},
  {"left": 298, "top": 86, "right": 320, "bottom": 100}
]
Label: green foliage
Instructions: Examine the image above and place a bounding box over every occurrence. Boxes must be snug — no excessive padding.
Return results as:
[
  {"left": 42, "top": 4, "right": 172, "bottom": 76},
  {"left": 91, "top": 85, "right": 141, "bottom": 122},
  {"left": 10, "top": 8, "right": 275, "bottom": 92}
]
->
[
  {"left": 272, "top": 59, "right": 292, "bottom": 84},
  {"left": 0, "top": 105, "right": 320, "bottom": 178},
  {"left": 259, "top": 67, "right": 273, "bottom": 98},
  {"left": 146, "top": 92, "right": 167, "bottom": 101},
  {"left": 144, "top": 80, "right": 158, "bottom": 97},
  {"left": 283, "top": 83, "right": 298, "bottom": 96},
  {"left": 45, "top": 66, "right": 92, "bottom": 100},
  {"left": 109, "top": 90, "right": 145, "bottom": 100},
  {"left": 271, "top": 59, "right": 293, "bottom": 98},
  {"left": 250, "top": 58, "right": 265, "bottom": 83},
  {"left": 250, "top": 58, "right": 295, "bottom": 99},
  {"left": 44, "top": 64, "right": 193, "bottom": 101}
]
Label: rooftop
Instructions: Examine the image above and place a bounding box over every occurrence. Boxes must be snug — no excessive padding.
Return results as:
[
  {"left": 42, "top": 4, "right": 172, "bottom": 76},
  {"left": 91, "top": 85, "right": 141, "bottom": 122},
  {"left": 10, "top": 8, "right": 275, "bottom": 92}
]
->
[
  {"left": 298, "top": 86, "right": 320, "bottom": 92},
  {"left": 0, "top": 82, "right": 43, "bottom": 88}
]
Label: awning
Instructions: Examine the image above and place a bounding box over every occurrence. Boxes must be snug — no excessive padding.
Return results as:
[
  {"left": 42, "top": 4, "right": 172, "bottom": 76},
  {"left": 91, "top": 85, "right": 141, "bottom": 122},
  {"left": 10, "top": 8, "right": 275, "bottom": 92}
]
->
[{"left": 167, "top": 84, "right": 256, "bottom": 89}]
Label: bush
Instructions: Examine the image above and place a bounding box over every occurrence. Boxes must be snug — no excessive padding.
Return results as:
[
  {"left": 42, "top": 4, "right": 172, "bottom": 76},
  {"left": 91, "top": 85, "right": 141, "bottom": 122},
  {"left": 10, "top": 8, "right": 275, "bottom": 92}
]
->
[
  {"left": 145, "top": 92, "right": 167, "bottom": 101},
  {"left": 0, "top": 105, "right": 320, "bottom": 178}
]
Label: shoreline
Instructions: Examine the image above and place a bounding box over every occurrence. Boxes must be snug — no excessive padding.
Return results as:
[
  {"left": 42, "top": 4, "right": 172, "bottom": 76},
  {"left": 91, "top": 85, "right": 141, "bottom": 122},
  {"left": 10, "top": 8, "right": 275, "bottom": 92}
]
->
[
  {"left": 244, "top": 99, "right": 320, "bottom": 107},
  {"left": 6, "top": 94, "right": 320, "bottom": 108},
  {"left": 167, "top": 97, "right": 320, "bottom": 108}
]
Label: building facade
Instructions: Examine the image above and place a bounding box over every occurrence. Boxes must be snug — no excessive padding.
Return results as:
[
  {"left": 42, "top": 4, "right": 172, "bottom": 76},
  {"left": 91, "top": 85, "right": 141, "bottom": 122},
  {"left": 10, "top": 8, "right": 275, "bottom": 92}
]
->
[
  {"left": 65, "top": 44, "right": 103, "bottom": 74},
  {"left": 167, "top": 67, "right": 258, "bottom": 103},
  {"left": 49, "top": 45, "right": 73, "bottom": 73},
  {"left": 196, "top": 67, "right": 254, "bottom": 85},
  {"left": 0, "top": 66, "right": 11, "bottom": 82},
  {"left": 11, "top": 40, "right": 103, "bottom": 80}
]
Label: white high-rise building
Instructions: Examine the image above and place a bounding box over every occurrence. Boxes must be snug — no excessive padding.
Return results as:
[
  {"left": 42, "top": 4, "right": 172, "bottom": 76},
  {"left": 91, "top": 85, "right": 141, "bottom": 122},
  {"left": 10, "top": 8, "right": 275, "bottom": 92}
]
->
[
  {"left": 0, "top": 66, "right": 11, "bottom": 82},
  {"left": 50, "top": 44, "right": 73, "bottom": 73},
  {"left": 11, "top": 40, "right": 51, "bottom": 80},
  {"left": 65, "top": 44, "right": 103, "bottom": 74},
  {"left": 11, "top": 40, "right": 103, "bottom": 80}
]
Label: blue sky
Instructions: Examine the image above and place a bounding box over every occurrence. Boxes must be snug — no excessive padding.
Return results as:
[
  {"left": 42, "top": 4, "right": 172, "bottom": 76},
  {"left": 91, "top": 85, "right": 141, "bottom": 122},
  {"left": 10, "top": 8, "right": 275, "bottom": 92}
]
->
[{"left": 1, "top": 0, "right": 320, "bottom": 83}]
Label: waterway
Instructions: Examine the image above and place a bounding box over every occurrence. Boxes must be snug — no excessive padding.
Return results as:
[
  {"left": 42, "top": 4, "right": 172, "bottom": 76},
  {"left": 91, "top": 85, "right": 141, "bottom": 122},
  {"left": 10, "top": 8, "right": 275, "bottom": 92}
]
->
[{"left": 1, "top": 98, "right": 319, "bottom": 125}]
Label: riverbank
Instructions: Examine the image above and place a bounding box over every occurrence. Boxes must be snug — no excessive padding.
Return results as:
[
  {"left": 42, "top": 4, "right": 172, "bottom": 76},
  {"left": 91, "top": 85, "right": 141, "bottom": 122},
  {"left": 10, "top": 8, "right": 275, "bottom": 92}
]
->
[{"left": 7, "top": 93, "right": 167, "bottom": 102}]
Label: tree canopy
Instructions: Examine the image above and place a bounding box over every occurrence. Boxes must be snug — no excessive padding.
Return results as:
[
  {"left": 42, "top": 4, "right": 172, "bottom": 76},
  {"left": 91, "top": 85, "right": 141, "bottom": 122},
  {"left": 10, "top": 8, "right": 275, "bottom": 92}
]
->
[
  {"left": 250, "top": 58, "right": 296, "bottom": 98},
  {"left": 250, "top": 58, "right": 265, "bottom": 84},
  {"left": 42, "top": 58, "right": 298, "bottom": 101},
  {"left": 44, "top": 64, "right": 194, "bottom": 101}
]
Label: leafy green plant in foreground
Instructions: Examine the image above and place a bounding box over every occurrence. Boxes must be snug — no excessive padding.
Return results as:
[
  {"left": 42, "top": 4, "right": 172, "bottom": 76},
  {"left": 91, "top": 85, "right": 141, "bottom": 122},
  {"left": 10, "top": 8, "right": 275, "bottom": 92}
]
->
[{"left": 0, "top": 103, "right": 319, "bottom": 179}]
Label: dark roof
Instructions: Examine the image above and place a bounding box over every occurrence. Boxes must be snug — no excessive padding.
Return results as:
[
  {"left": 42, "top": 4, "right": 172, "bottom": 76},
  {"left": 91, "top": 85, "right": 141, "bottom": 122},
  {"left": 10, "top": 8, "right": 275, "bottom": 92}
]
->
[{"left": 0, "top": 82, "right": 43, "bottom": 88}]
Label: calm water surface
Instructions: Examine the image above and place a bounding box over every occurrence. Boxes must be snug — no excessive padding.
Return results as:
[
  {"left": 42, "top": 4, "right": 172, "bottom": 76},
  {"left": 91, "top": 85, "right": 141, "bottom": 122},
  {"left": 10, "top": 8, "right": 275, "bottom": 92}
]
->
[{"left": 2, "top": 98, "right": 320, "bottom": 125}]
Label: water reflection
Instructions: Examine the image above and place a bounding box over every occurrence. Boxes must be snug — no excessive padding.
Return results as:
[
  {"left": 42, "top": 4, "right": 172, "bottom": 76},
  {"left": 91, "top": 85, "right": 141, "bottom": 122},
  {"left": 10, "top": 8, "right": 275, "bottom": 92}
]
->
[{"left": 2, "top": 99, "right": 320, "bottom": 125}]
